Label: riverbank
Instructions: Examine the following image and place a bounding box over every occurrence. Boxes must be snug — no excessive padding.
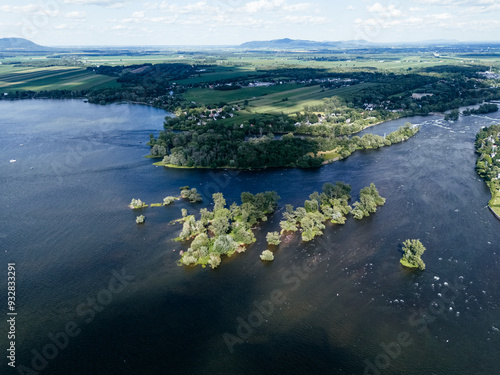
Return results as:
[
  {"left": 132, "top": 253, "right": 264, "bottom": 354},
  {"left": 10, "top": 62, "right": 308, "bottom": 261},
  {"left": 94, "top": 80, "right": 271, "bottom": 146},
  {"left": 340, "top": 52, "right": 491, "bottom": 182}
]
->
[{"left": 489, "top": 192, "right": 500, "bottom": 219}]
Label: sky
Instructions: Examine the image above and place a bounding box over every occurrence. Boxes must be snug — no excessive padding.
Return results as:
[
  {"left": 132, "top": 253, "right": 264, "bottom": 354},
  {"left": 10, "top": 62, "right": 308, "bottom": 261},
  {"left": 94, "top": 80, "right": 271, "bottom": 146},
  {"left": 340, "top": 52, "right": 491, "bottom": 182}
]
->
[{"left": 1, "top": 0, "right": 500, "bottom": 46}]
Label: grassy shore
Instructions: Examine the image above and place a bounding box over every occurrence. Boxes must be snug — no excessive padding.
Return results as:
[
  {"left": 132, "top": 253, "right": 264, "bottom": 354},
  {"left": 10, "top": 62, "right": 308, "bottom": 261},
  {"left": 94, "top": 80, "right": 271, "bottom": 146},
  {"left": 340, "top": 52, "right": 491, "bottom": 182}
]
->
[{"left": 489, "top": 187, "right": 500, "bottom": 217}]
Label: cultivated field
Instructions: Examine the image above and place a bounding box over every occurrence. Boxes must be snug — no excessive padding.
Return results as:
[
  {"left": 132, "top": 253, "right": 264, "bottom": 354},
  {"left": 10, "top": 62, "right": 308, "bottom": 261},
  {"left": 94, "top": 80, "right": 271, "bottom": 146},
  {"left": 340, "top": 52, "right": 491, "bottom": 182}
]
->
[{"left": 0, "top": 65, "right": 119, "bottom": 92}]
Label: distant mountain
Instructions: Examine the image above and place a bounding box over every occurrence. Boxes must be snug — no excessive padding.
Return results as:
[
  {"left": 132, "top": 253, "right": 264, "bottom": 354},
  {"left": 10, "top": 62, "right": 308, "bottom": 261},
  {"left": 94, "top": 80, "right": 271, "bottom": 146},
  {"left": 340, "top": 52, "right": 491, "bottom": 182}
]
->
[
  {"left": 239, "top": 38, "right": 373, "bottom": 50},
  {"left": 0, "top": 38, "right": 52, "bottom": 51}
]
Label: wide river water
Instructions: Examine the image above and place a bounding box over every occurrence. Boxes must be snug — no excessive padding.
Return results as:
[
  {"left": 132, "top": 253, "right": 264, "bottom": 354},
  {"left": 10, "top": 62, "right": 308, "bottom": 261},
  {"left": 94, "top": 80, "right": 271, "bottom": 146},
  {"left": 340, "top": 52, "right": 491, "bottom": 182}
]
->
[{"left": 1, "top": 99, "right": 500, "bottom": 375}]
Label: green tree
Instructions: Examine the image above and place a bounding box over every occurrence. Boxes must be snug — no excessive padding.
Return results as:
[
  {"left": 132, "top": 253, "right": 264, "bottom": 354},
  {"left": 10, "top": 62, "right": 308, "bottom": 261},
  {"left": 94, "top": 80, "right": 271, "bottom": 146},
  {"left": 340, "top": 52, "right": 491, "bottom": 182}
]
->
[
  {"left": 266, "top": 231, "right": 281, "bottom": 245},
  {"left": 400, "top": 239, "right": 426, "bottom": 270},
  {"left": 260, "top": 250, "right": 274, "bottom": 261},
  {"left": 213, "top": 235, "right": 238, "bottom": 255}
]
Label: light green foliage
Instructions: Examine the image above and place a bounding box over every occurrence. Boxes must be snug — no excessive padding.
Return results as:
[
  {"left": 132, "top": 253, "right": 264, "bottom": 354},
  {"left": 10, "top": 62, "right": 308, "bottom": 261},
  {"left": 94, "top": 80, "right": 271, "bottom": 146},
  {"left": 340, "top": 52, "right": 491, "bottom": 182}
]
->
[
  {"left": 181, "top": 188, "right": 202, "bottom": 203},
  {"left": 163, "top": 196, "right": 177, "bottom": 206},
  {"left": 300, "top": 211, "right": 326, "bottom": 241},
  {"left": 129, "top": 198, "right": 147, "bottom": 209},
  {"left": 179, "top": 215, "right": 197, "bottom": 240},
  {"left": 400, "top": 239, "right": 426, "bottom": 270},
  {"left": 231, "top": 224, "right": 256, "bottom": 244},
  {"left": 213, "top": 235, "right": 239, "bottom": 255},
  {"left": 178, "top": 191, "right": 280, "bottom": 268},
  {"left": 266, "top": 231, "right": 281, "bottom": 245},
  {"left": 208, "top": 253, "right": 222, "bottom": 269},
  {"left": 260, "top": 250, "right": 274, "bottom": 261},
  {"left": 191, "top": 233, "right": 210, "bottom": 251},
  {"left": 351, "top": 183, "right": 386, "bottom": 220},
  {"left": 280, "top": 181, "right": 351, "bottom": 241},
  {"left": 135, "top": 215, "right": 145, "bottom": 224}
]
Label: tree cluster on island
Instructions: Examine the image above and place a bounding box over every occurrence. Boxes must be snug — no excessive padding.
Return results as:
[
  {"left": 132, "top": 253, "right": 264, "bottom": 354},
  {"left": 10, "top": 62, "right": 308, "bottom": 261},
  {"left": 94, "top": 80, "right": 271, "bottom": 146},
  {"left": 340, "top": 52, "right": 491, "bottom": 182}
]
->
[
  {"left": 279, "top": 182, "right": 385, "bottom": 242},
  {"left": 151, "top": 123, "right": 419, "bottom": 169},
  {"left": 462, "top": 103, "right": 498, "bottom": 116},
  {"left": 400, "top": 239, "right": 426, "bottom": 270},
  {"left": 179, "top": 186, "right": 202, "bottom": 202},
  {"left": 165, "top": 182, "right": 385, "bottom": 268},
  {"left": 177, "top": 191, "right": 280, "bottom": 268}
]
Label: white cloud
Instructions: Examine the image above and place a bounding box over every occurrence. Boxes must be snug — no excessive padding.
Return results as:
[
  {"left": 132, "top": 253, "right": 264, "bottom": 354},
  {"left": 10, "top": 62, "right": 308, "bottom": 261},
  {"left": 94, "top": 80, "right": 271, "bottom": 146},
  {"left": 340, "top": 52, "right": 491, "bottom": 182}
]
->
[
  {"left": 347, "top": 5, "right": 355, "bottom": 11},
  {"left": 367, "top": 3, "right": 403, "bottom": 17},
  {"left": 107, "top": 3, "right": 125, "bottom": 9},
  {"left": 283, "top": 15, "right": 327, "bottom": 24},
  {"left": 0, "top": 4, "right": 40, "bottom": 13},
  {"left": 242, "top": 0, "right": 284, "bottom": 14},
  {"left": 430, "top": 13, "right": 453, "bottom": 19},
  {"left": 65, "top": 11, "right": 87, "bottom": 19},
  {"left": 63, "top": 0, "right": 123, "bottom": 5},
  {"left": 131, "top": 11, "right": 145, "bottom": 18}
]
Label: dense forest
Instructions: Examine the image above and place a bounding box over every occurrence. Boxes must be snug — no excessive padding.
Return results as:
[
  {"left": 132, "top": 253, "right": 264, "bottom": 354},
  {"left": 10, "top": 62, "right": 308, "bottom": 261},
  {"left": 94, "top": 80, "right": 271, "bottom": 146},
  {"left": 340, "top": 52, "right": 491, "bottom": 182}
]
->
[{"left": 151, "top": 123, "right": 419, "bottom": 169}]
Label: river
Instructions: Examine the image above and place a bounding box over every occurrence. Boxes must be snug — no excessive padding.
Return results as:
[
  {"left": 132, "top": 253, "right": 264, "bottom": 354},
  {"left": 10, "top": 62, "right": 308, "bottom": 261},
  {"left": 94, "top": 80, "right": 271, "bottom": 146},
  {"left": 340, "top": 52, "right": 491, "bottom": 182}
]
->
[{"left": 1, "top": 99, "right": 499, "bottom": 375}]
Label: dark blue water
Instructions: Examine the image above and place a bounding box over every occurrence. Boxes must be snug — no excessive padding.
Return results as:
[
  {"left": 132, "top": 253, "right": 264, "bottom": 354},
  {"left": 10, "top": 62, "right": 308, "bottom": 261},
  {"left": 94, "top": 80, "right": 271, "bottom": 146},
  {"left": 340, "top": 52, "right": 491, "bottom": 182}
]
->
[{"left": 1, "top": 100, "right": 500, "bottom": 375}]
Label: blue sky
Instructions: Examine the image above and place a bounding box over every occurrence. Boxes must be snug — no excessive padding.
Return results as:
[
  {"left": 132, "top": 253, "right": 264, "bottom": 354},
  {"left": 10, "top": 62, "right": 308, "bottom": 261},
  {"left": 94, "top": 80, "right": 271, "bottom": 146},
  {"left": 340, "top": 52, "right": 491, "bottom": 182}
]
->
[{"left": 1, "top": 0, "right": 500, "bottom": 46}]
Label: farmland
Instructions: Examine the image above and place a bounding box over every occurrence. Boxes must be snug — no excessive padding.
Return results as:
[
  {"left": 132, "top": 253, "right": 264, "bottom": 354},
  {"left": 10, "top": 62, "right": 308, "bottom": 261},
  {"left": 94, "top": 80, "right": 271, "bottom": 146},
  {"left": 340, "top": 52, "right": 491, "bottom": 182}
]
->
[{"left": 0, "top": 65, "right": 119, "bottom": 92}]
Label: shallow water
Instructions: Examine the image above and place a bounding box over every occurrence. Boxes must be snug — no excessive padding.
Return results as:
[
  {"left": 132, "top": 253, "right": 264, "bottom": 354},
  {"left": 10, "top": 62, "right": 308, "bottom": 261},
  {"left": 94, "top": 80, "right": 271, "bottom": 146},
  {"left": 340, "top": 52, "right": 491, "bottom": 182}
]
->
[{"left": 1, "top": 99, "right": 500, "bottom": 375}]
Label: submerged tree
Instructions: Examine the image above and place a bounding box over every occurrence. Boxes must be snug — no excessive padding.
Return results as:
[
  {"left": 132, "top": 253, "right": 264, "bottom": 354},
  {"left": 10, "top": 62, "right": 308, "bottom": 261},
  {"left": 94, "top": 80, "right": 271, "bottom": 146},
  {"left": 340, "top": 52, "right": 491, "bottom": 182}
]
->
[
  {"left": 181, "top": 187, "right": 202, "bottom": 203},
  {"left": 163, "top": 196, "right": 177, "bottom": 206},
  {"left": 129, "top": 198, "right": 147, "bottom": 209},
  {"left": 266, "top": 231, "right": 281, "bottom": 245},
  {"left": 400, "top": 239, "right": 426, "bottom": 270},
  {"left": 280, "top": 182, "right": 352, "bottom": 241},
  {"left": 351, "top": 183, "right": 386, "bottom": 220},
  {"left": 178, "top": 191, "right": 280, "bottom": 268},
  {"left": 260, "top": 250, "right": 274, "bottom": 261}
]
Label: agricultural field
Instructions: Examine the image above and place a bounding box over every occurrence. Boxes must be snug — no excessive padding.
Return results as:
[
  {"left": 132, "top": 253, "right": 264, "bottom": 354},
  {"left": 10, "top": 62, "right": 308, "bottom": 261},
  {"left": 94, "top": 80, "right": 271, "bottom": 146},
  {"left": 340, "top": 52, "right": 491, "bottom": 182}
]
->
[
  {"left": 184, "top": 82, "right": 379, "bottom": 114},
  {"left": 0, "top": 65, "right": 119, "bottom": 92}
]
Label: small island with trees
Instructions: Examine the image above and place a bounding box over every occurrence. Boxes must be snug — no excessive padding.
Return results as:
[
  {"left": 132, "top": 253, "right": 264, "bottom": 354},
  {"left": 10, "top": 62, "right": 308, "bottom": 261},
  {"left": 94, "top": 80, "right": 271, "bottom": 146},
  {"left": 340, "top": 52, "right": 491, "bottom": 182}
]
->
[
  {"left": 172, "top": 181, "right": 385, "bottom": 269},
  {"left": 400, "top": 239, "right": 426, "bottom": 270}
]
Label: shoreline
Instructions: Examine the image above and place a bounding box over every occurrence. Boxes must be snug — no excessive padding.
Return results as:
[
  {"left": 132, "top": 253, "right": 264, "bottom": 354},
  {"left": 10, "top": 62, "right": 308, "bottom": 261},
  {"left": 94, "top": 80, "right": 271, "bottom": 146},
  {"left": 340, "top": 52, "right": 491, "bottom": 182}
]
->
[{"left": 489, "top": 205, "right": 500, "bottom": 220}]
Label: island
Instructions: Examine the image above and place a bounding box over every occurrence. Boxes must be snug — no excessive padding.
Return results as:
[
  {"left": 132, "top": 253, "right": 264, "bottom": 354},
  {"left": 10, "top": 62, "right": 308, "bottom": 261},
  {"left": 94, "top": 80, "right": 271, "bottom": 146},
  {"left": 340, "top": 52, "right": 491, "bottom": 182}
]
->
[
  {"left": 400, "top": 239, "right": 426, "bottom": 270},
  {"left": 475, "top": 124, "right": 500, "bottom": 218},
  {"left": 172, "top": 182, "right": 385, "bottom": 268}
]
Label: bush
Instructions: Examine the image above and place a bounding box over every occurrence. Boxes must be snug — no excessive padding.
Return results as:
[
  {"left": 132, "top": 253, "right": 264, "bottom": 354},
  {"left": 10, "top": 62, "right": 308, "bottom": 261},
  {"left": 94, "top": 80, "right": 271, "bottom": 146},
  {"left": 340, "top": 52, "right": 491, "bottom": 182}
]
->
[
  {"left": 266, "top": 231, "right": 281, "bottom": 245},
  {"left": 163, "top": 196, "right": 177, "bottom": 205},
  {"left": 400, "top": 239, "right": 426, "bottom": 270},
  {"left": 129, "top": 198, "right": 147, "bottom": 209},
  {"left": 260, "top": 250, "right": 274, "bottom": 261}
]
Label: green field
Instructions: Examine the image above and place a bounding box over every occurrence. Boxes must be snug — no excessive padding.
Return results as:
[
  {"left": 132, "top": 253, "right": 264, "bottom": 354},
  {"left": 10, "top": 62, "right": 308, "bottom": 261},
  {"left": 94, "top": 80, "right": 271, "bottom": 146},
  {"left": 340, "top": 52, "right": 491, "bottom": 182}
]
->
[
  {"left": 183, "top": 82, "right": 379, "bottom": 114},
  {"left": 0, "top": 65, "right": 119, "bottom": 92},
  {"left": 490, "top": 191, "right": 500, "bottom": 216}
]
